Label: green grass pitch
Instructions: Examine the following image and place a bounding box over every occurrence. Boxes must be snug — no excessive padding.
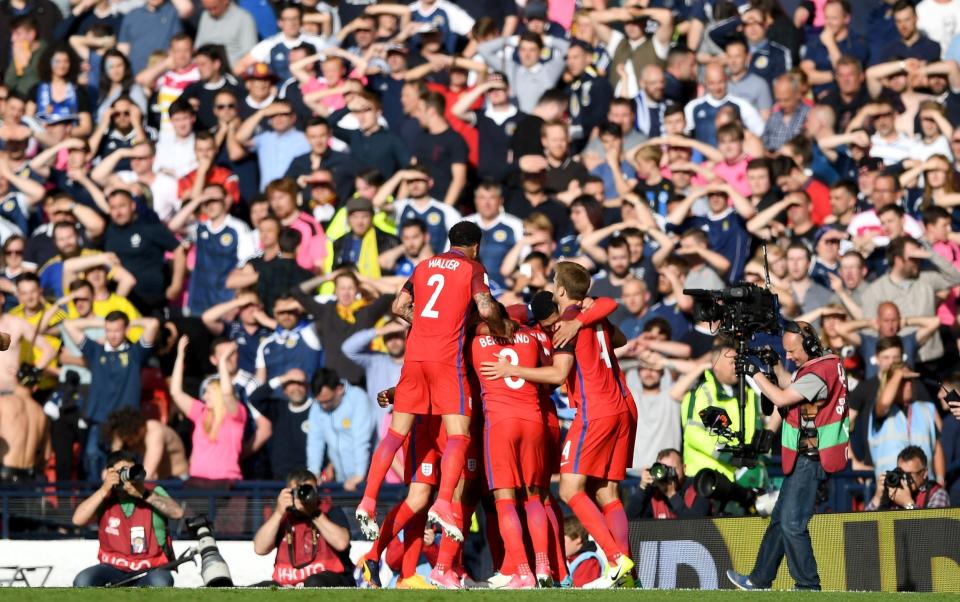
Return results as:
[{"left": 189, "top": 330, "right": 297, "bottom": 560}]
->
[{"left": 0, "top": 590, "right": 956, "bottom": 601}]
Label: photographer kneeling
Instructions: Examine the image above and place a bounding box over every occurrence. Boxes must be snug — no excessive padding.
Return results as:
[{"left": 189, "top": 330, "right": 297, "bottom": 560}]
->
[
  {"left": 253, "top": 469, "right": 353, "bottom": 587},
  {"left": 627, "top": 449, "right": 709, "bottom": 519},
  {"left": 72, "top": 451, "right": 184, "bottom": 587},
  {"left": 866, "top": 446, "right": 951, "bottom": 510}
]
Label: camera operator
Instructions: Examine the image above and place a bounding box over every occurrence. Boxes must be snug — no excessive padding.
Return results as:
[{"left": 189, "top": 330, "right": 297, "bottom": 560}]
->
[
  {"left": 626, "top": 448, "right": 709, "bottom": 519},
  {"left": 252, "top": 468, "right": 353, "bottom": 587},
  {"left": 866, "top": 445, "right": 950, "bottom": 511},
  {"left": 727, "top": 321, "right": 848, "bottom": 592},
  {"left": 72, "top": 451, "right": 184, "bottom": 587}
]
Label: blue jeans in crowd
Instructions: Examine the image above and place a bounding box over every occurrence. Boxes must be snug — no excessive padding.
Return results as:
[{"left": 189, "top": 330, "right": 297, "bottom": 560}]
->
[
  {"left": 74, "top": 563, "right": 173, "bottom": 587},
  {"left": 749, "top": 454, "right": 826, "bottom": 590},
  {"left": 83, "top": 423, "right": 106, "bottom": 480}
]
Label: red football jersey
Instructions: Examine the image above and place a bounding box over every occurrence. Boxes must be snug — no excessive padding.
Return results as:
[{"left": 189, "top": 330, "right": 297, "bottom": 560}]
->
[
  {"left": 403, "top": 250, "right": 490, "bottom": 365},
  {"left": 471, "top": 327, "right": 543, "bottom": 422},
  {"left": 555, "top": 306, "right": 632, "bottom": 420}
]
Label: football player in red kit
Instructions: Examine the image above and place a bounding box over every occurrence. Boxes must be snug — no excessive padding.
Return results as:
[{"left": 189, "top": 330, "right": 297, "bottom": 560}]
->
[
  {"left": 355, "top": 221, "right": 514, "bottom": 546},
  {"left": 356, "top": 390, "right": 479, "bottom": 590},
  {"left": 481, "top": 262, "right": 636, "bottom": 588},
  {"left": 472, "top": 321, "right": 553, "bottom": 589}
]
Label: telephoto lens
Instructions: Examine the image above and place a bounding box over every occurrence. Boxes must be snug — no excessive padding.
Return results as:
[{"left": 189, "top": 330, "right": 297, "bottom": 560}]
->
[
  {"left": 185, "top": 516, "right": 234, "bottom": 587},
  {"left": 118, "top": 464, "right": 146, "bottom": 484}
]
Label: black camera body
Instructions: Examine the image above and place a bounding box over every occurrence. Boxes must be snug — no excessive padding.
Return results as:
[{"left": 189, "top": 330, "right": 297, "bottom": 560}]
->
[
  {"left": 885, "top": 467, "right": 907, "bottom": 489},
  {"left": 288, "top": 483, "right": 320, "bottom": 518},
  {"left": 650, "top": 462, "right": 678, "bottom": 483},
  {"left": 684, "top": 284, "right": 781, "bottom": 337},
  {"left": 17, "top": 363, "right": 41, "bottom": 388},
  {"left": 117, "top": 463, "right": 145, "bottom": 485}
]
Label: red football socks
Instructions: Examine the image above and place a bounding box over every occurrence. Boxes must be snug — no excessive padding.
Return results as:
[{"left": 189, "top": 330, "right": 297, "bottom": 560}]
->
[
  {"left": 434, "top": 528, "right": 461, "bottom": 573},
  {"left": 495, "top": 498, "right": 532, "bottom": 576},
  {"left": 437, "top": 434, "right": 470, "bottom": 502},
  {"left": 401, "top": 511, "right": 428, "bottom": 579},
  {"left": 484, "top": 501, "right": 506, "bottom": 572},
  {"left": 523, "top": 498, "right": 550, "bottom": 573},
  {"left": 361, "top": 428, "right": 406, "bottom": 502},
  {"left": 367, "top": 501, "right": 416, "bottom": 560},
  {"left": 602, "top": 500, "right": 630, "bottom": 559},
  {"left": 567, "top": 491, "right": 621, "bottom": 562},
  {"left": 544, "top": 496, "right": 567, "bottom": 581}
]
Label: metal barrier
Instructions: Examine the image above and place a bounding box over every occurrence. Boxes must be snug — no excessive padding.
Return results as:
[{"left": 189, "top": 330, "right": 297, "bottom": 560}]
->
[{"left": 0, "top": 463, "right": 880, "bottom": 540}]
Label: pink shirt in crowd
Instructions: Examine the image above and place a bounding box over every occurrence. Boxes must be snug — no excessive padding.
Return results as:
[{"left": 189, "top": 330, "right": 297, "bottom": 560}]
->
[
  {"left": 713, "top": 155, "right": 752, "bottom": 197},
  {"left": 934, "top": 239, "right": 960, "bottom": 326},
  {"left": 287, "top": 211, "right": 328, "bottom": 271},
  {"left": 188, "top": 398, "right": 247, "bottom": 480}
]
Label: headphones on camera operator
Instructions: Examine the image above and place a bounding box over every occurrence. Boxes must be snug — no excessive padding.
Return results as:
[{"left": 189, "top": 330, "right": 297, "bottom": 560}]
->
[{"left": 783, "top": 320, "right": 823, "bottom": 359}]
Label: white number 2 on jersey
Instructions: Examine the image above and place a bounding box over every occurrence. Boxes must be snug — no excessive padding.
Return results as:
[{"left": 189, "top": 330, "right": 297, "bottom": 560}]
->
[
  {"left": 498, "top": 348, "right": 526, "bottom": 390},
  {"left": 596, "top": 325, "right": 612, "bottom": 368},
  {"left": 420, "top": 274, "right": 445, "bottom": 318}
]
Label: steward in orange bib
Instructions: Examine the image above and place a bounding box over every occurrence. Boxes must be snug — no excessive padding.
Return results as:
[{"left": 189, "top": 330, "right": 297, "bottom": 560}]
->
[
  {"left": 253, "top": 469, "right": 353, "bottom": 587},
  {"left": 726, "top": 321, "right": 849, "bottom": 592},
  {"left": 72, "top": 451, "right": 184, "bottom": 587}
]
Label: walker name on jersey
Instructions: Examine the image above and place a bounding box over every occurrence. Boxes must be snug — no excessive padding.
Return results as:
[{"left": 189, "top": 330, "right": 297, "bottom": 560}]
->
[{"left": 427, "top": 257, "right": 461, "bottom": 270}]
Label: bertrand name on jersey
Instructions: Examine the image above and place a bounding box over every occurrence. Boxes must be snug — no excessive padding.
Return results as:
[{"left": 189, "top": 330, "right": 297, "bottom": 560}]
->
[{"left": 477, "top": 332, "right": 531, "bottom": 347}]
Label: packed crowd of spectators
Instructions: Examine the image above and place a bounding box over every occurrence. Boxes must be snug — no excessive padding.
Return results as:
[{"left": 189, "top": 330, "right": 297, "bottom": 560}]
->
[{"left": 0, "top": 0, "right": 958, "bottom": 520}]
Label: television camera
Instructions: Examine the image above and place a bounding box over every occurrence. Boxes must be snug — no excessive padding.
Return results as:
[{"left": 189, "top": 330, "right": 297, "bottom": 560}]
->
[{"left": 685, "top": 276, "right": 780, "bottom": 468}]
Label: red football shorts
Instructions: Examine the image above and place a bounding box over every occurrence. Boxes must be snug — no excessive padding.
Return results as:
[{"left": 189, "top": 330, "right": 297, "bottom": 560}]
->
[
  {"left": 483, "top": 417, "right": 548, "bottom": 490},
  {"left": 402, "top": 416, "right": 480, "bottom": 486},
  {"left": 560, "top": 411, "right": 636, "bottom": 481},
  {"left": 394, "top": 360, "right": 473, "bottom": 417}
]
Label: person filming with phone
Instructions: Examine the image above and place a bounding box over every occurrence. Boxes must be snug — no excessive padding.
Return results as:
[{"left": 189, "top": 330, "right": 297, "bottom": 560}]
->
[
  {"left": 72, "top": 451, "right": 184, "bottom": 587},
  {"left": 252, "top": 469, "right": 352, "bottom": 587}
]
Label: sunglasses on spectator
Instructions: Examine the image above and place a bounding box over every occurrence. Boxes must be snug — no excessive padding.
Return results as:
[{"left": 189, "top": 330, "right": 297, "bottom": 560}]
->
[
  {"left": 821, "top": 238, "right": 842, "bottom": 245},
  {"left": 4, "top": 249, "right": 22, "bottom": 256},
  {"left": 114, "top": 111, "right": 130, "bottom": 117},
  {"left": 275, "top": 309, "right": 301, "bottom": 316},
  {"left": 215, "top": 103, "right": 236, "bottom": 110}
]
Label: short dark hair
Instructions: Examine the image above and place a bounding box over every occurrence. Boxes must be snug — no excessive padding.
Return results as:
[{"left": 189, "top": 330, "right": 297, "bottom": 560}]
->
[
  {"left": 105, "top": 450, "right": 137, "bottom": 469},
  {"left": 598, "top": 121, "right": 622, "bottom": 139},
  {"left": 448, "top": 221, "right": 483, "bottom": 247},
  {"left": 530, "top": 290, "right": 558, "bottom": 322},
  {"left": 830, "top": 179, "right": 858, "bottom": 197},
  {"left": 285, "top": 468, "right": 316, "bottom": 486},
  {"left": 877, "top": 204, "right": 905, "bottom": 219},
  {"left": 898, "top": 445, "right": 928, "bottom": 467},
  {"left": 786, "top": 241, "right": 812, "bottom": 262},
  {"left": 68, "top": 279, "right": 94, "bottom": 294},
  {"left": 518, "top": 31, "right": 544, "bottom": 49},
  {"left": 885, "top": 235, "right": 918, "bottom": 266},
  {"left": 305, "top": 116, "right": 330, "bottom": 130},
  {"left": 420, "top": 90, "right": 446, "bottom": 115},
  {"left": 105, "top": 310, "right": 130, "bottom": 326},
  {"left": 609, "top": 97, "right": 636, "bottom": 114},
  {"left": 643, "top": 317, "right": 672, "bottom": 339},
  {"left": 892, "top": 0, "right": 916, "bottom": 15},
  {"left": 311, "top": 367, "right": 342, "bottom": 396},
  {"left": 400, "top": 218, "right": 427, "bottom": 235},
  {"left": 607, "top": 235, "right": 629, "bottom": 252},
  {"left": 169, "top": 97, "right": 195, "bottom": 117},
  {"left": 278, "top": 227, "right": 302, "bottom": 254},
  {"left": 15, "top": 272, "right": 40, "bottom": 287},
  {"left": 922, "top": 205, "right": 951, "bottom": 225},
  {"left": 876, "top": 335, "right": 904, "bottom": 355}
]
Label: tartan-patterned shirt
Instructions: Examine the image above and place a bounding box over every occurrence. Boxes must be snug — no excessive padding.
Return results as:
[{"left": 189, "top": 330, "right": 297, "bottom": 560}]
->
[{"left": 762, "top": 103, "right": 810, "bottom": 151}]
